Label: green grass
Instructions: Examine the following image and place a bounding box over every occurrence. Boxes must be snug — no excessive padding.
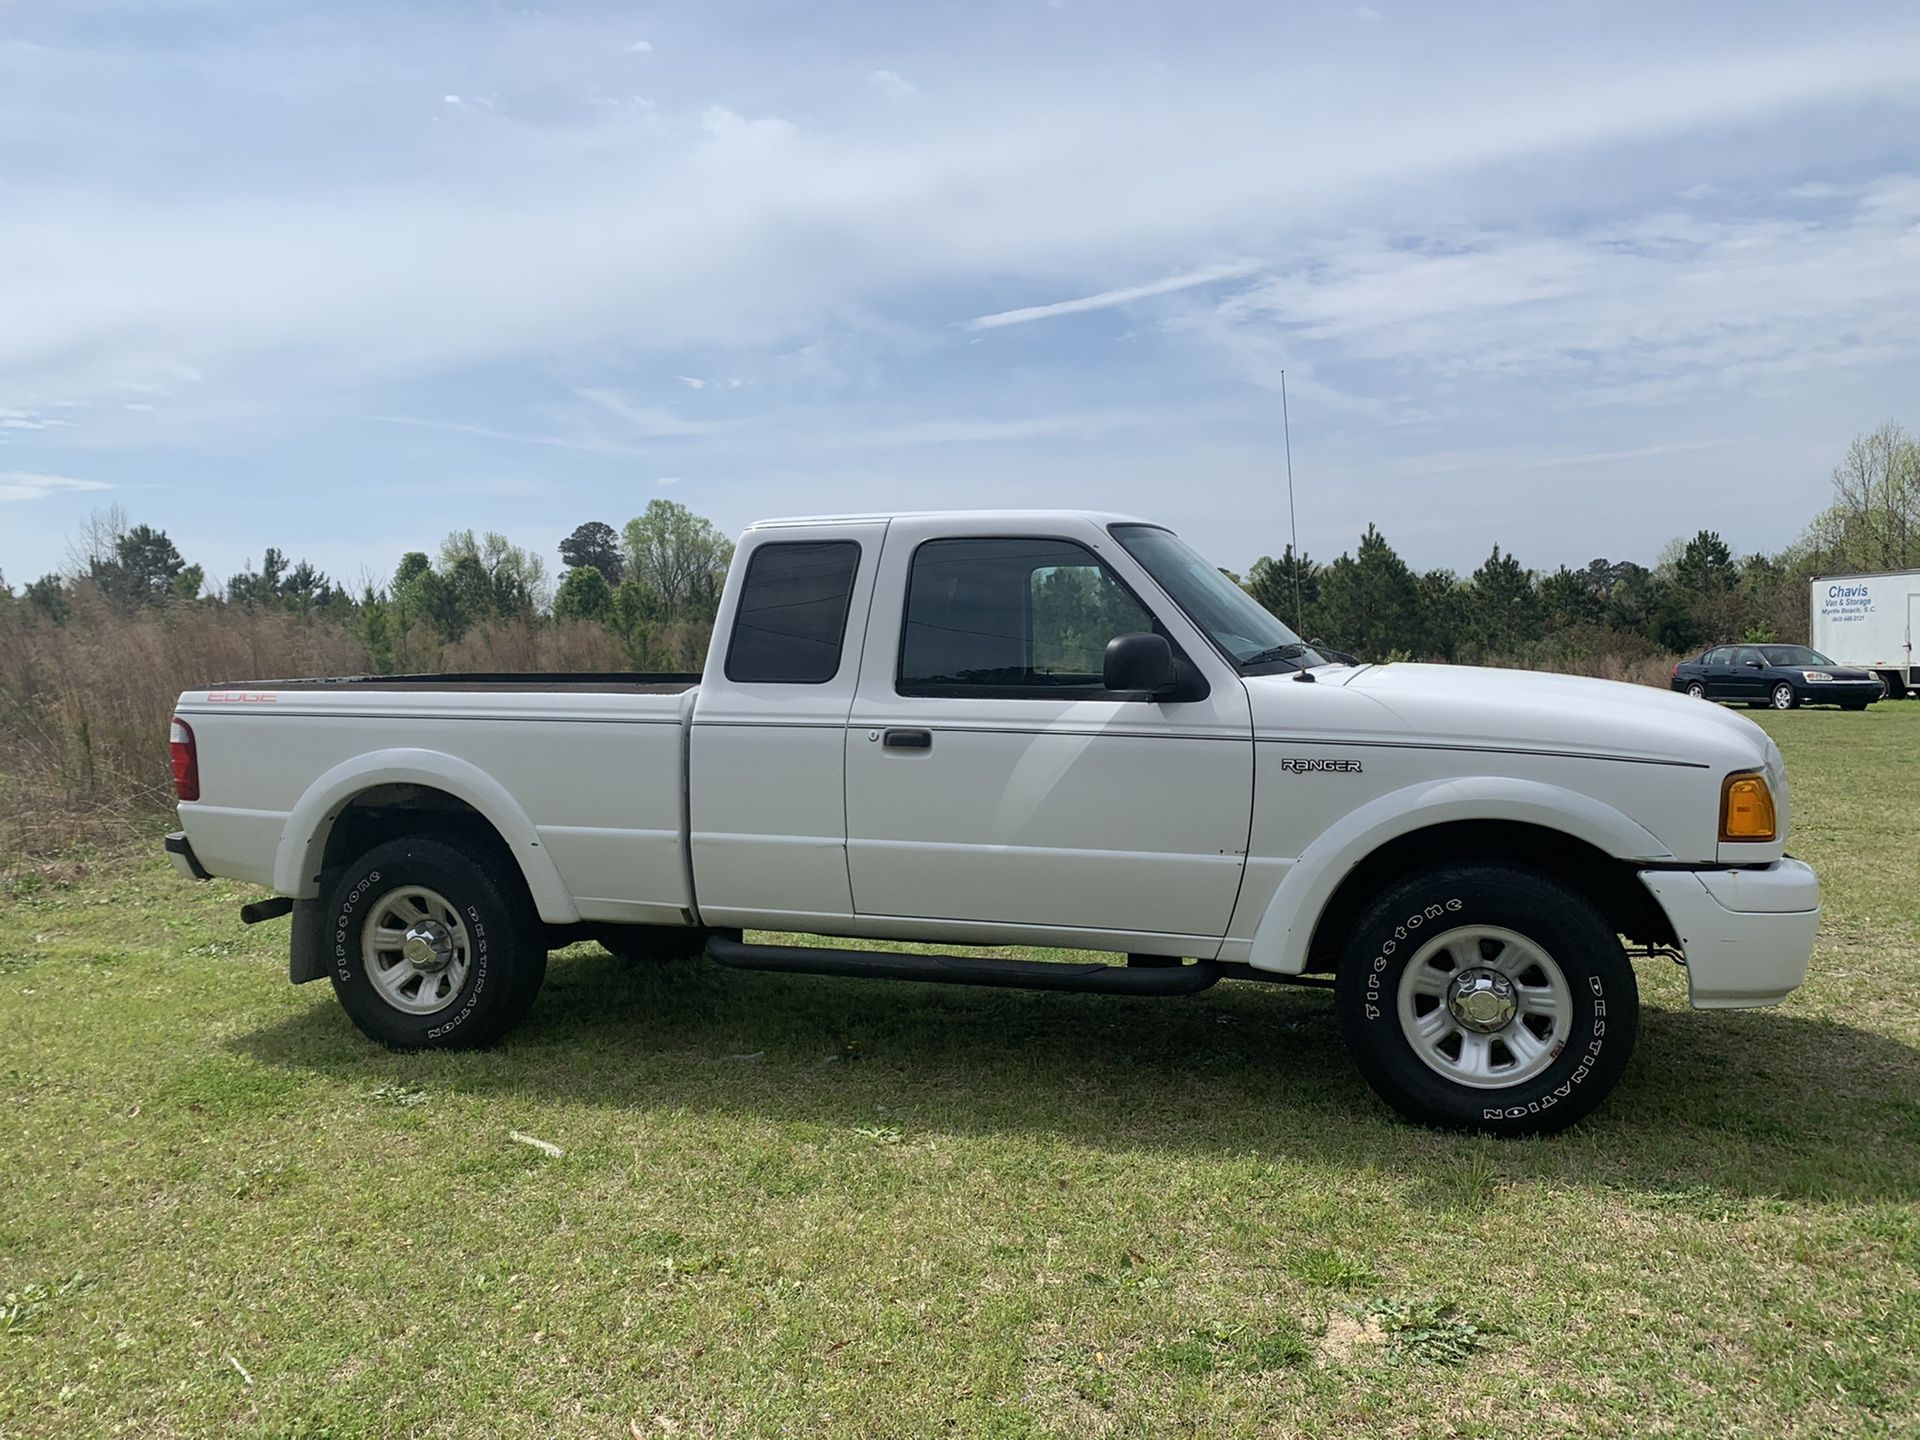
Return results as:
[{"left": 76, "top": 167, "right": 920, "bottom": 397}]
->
[{"left": 3, "top": 705, "right": 1919, "bottom": 1437}]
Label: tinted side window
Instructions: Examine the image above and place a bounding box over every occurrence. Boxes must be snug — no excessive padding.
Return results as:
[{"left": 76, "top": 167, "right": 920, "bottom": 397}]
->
[
  {"left": 1704, "top": 647, "right": 1731, "bottom": 666},
  {"left": 725, "top": 541, "right": 861, "bottom": 684},
  {"left": 898, "top": 538, "right": 1154, "bottom": 694},
  {"left": 1734, "top": 647, "right": 1763, "bottom": 667}
]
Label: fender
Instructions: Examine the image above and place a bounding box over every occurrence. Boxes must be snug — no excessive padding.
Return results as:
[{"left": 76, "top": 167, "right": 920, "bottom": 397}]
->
[
  {"left": 273, "top": 748, "right": 581, "bottom": 924},
  {"left": 1246, "top": 775, "right": 1673, "bottom": 974}
]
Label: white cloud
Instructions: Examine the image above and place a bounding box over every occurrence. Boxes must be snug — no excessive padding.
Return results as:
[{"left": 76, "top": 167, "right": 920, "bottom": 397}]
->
[
  {"left": 965, "top": 262, "right": 1262, "bottom": 331},
  {"left": 675, "top": 375, "right": 707, "bottom": 389},
  {"left": 868, "top": 69, "right": 916, "bottom": 97},
  {"left": 1352, "top": 5, "right": 1383, "bottom": 21},
  {"left": 0, "top": 407, "right": 78, "bottom": 431},
  {"left": 628, "top": 40, "right": 654, "bottom": 54},
  {"left": 655, "top": 476, "right": 681, "bottom": 485},
  {"left": 1200, "top": 179, "right": 1920, "bottom": 406},
  {"left": 573, "top": 389, "right": 730, "bottom": 437},
  {"left": 0, "top": 472, "right": 111, "bottom": 503}
]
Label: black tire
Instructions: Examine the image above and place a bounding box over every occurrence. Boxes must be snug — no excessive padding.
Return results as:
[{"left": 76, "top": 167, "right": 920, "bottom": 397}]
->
[
  {"left": 323, "top": 836, "right": 546, "bottom": 1049},
  {"left": 1771, "top": 681, "right": 1798, "bottom": 710},
  {"left": 595, "top": 924, "right": 711, "bottom": 962},
  {"left": 1335, "top": 864, "right": 1638, "bottom": 1136},
  {"left": 1841, "top": 700, "right": 1870, "bottom": 711},
  {"left": 1684, "top": 681, "right": 1706, "bottom": 700}
]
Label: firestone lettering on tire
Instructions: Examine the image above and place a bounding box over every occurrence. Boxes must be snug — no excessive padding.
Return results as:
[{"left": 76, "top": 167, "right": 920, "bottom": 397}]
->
[
  {"left": 1363, "top": 897, "right": 1463, "bottom": 1020},
  {"left": 332, "top": 869, "right": 380, "bottom": 983}
]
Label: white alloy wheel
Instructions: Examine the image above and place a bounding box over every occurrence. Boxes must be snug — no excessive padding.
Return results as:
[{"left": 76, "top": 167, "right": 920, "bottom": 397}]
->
[
  {"left": 1395, "top": 925, "right": 1572, "bottom": 1089},
  {"left": 1685, "top": 681, "right": 1706, "bottom": 699},
  {"left": 361, "top": 885, "right": 472, "bottom": 1015},
  {"left": 1771, "top": 682, "right": 1795, "bottom": 710}
]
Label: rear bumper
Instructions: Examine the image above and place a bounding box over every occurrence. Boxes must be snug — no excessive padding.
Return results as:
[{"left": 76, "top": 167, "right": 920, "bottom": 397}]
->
[
  {"left": 164, "top": 830, "right": 211, "bottom": 882},
  {"left": 1639, "top": 859, "right": 1818, "bottom": 1009}
]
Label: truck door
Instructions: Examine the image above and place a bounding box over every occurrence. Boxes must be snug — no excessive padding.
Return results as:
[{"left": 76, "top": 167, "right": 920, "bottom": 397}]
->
[
  {"left": 842, "top": 518, "right": 1254, "bottom": 956},
  {"left": 688, "top": 521, "right": 887, "bottom": 931}
]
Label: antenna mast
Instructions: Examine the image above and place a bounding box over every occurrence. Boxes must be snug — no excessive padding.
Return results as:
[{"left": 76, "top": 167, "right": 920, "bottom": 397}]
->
[{"left": 1281, "top": 369, "right": 1304, "bottom": 633}]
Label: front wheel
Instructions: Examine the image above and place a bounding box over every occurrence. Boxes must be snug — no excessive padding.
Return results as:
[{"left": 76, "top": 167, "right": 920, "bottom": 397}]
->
[
  {"left": 1335, "top": 864, "right": 1638, "bottom": 1135},
  {"left": 1771, "top": 682, "right": 1798, "bottom": 710},
  {"left": 323, "top": 836, "right": 547, "bottom": 1048}
]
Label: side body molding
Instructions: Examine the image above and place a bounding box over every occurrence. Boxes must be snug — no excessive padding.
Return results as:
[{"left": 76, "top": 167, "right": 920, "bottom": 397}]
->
[
  {"left": 1246, "top": 775, "right": 1674, "bottom": 975},
  {"left": 273, "top": 748, "right": 581, "bottom": 924}
]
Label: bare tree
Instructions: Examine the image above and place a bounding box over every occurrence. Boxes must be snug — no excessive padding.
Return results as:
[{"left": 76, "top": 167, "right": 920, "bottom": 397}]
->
[
  {"left": 64, "top": 502, "right": 130, "bottom": 582},
  {"left": 1820, "top": 421, "right": 1920, "bottom": 571}
]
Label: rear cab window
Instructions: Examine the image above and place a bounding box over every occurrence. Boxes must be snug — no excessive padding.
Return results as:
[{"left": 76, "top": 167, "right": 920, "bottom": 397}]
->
[{"left": 725, "top": 541, "right": 862, "bottom": 684}]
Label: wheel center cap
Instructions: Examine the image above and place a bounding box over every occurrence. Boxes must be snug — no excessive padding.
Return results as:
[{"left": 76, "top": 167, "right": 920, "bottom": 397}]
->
[
  {"left": 1446, "top": 967, "right": 1517, "bottom": 1033},
  {"left": 402, "top": 921, "right": 455, "bottom": 973}
]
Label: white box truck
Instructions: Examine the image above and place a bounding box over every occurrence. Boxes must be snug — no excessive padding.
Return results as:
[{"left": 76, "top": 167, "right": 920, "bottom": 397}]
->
[{"left": 1809, "top": 571, "right": 1920, "bottom": 697}]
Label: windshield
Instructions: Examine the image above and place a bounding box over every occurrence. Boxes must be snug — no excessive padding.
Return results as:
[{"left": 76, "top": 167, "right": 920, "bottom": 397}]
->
[
  {"left": 1111, "top": 524, "right": 1326, "bottom": 670},
  {"left": 1759, "top": 646, "right": 1835, "bottom": 667}
]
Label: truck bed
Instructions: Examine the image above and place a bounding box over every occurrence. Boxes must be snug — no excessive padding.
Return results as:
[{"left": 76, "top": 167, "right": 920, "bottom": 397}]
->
[
  {"left": 208, "top": 671, "right": 703, "bottom": 694},
  {"left": 175, "top": 672, "right": 699, "bottom": 924}
]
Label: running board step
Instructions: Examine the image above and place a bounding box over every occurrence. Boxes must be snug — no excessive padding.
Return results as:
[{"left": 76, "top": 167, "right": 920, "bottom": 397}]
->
[{"left": 705, "top": 936, "right": 1222, "bottom": 996}]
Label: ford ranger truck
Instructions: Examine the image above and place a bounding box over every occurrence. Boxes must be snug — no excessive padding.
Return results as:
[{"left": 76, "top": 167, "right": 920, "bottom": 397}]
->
[{"left": 163, "top": 511, "right": 1818, "bottom": 1134}]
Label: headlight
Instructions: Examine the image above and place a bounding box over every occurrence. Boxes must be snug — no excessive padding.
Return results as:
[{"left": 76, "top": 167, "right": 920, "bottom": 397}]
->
[
  {"left": 1720, "top": 771, "right": 1778, "bottom": 842},
  {"left": 1802, "top": 670, "right": 1833, "bottom": 682}
]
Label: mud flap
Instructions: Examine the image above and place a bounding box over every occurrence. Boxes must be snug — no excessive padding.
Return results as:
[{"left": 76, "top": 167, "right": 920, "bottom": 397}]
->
[{"left": 289, "top": 897, "right": 330, "bottom": 985}]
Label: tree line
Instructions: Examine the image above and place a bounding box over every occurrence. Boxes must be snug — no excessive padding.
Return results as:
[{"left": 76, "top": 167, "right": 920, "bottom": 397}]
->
[
  {"left": 4, "top": 422, "right": 1917, "bottom": 673},
  {"left": 1239, "top": 421, "right": 1920, "bottom": 666},
  {"left": 2, "top": 499, "right": 735, "bottom": 673}
]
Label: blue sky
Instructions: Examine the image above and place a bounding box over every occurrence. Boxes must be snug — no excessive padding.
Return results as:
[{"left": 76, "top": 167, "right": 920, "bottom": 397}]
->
[{"left": 4, "top": 0, "right": 1919, "bottom": 589}]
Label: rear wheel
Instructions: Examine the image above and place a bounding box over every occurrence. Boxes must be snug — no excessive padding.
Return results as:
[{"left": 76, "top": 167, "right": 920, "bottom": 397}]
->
[
  {"left": 1335, "top": 864, "right": 1638, "bottom": 1135},
  {"left": 1684, "top": 681, "right": 1706, "bottom": 700},
  {"left": 323, "top": 836, "right": 546, "bottom": 1048},
  {"left": 1771, "top": 682, "right": 1798, "bottom": 710}
]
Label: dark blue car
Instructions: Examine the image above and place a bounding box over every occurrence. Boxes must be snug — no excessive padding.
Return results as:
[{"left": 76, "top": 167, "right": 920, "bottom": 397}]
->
[{"left": 1670, "top": 644, "right": 1883, "bottom": 711}]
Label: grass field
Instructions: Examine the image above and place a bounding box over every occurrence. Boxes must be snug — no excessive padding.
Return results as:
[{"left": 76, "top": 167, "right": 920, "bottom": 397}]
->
[{"left": 3, "top": 705, "right": 1918, "bottom": 1438}]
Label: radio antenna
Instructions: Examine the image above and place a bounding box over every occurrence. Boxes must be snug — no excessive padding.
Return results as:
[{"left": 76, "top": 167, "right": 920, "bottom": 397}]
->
[{"left": 1281, "top": 369, "right": 1304, "bottom": 634}]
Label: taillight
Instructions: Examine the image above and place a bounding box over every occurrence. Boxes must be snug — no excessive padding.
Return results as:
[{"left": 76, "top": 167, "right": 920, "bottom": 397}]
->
[{"left": 169, "top": 716, "right": 200, "bottom": 802}]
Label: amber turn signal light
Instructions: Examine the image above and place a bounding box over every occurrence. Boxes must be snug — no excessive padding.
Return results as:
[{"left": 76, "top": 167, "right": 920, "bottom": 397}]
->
[{"left": 1719, "top": 772, "right": 1776, "bottom": 842}]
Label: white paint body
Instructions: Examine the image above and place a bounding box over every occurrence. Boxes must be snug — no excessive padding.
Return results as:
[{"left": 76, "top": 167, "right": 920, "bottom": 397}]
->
[
  {"left": 1808, "top": 569, "right": 1920, "bottom": 688},
  {"left": 174, "top": 511, "right": 1817, "bottom": 1011}
]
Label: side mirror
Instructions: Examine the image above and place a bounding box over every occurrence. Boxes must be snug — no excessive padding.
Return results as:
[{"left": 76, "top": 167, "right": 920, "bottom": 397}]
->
[
  {"left": 1745, "top": 658, "right": 1765, "bottom": 669},
  {"left": 1104, "top": 632, "right": 1177, "bottom": 695}
]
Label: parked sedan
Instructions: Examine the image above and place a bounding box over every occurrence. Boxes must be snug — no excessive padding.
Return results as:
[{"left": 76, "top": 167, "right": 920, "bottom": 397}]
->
[{"left": 1671, "top": 644, "right": 1884, "bottom": 710}]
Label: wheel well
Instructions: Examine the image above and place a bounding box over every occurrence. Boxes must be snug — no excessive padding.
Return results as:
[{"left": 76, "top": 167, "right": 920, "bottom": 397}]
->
[
  {"left": 1301, "top": 820, "right": 1675, "bottom": 971},
  {"left": 317, "top": 785, "right": 534, "bottom": 911}
]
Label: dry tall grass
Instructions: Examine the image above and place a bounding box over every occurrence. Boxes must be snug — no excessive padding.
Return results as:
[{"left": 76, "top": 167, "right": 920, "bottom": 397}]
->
[{"left": 0, "top": 589, "right": 710, "bottom": 859}]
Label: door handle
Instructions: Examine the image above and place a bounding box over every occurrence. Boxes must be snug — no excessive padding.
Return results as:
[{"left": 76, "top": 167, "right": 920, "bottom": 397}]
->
[{"left": 882, "top": 728, "right": 933, "bottom": 750}]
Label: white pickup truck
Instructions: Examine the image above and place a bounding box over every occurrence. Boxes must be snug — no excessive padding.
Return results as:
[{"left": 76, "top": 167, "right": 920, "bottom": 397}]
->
[{"left": 165, "top": 510, "right": 1818, "bottom": 1133}]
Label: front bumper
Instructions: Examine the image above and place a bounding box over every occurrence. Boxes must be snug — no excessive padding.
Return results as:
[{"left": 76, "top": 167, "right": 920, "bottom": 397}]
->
[
  {"left": 1805, "top": 680, "right": 1884, "bottom": 699},
  {"left": 1639, "top": 858, "right": 1818, "bottom": 1009},
  {"left": 164, "top": 830, "right": 211, "bottom": 882}
]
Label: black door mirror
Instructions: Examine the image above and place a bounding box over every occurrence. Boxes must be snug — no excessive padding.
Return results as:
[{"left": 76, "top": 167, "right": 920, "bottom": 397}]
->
[
  {"left": 1745, "top": 658, "right": 1766, "bottom": 669},
  {"left": 1104, "top": 632, "right": 1177, "bottom": 694}
]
